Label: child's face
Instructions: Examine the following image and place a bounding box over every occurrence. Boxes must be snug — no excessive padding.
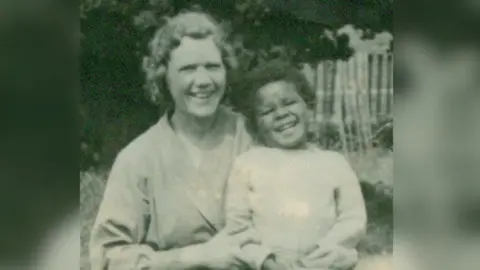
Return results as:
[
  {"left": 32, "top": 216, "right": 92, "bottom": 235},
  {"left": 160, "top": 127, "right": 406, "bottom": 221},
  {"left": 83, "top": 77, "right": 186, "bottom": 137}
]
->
[{"left": 254, "top": 80, "right": 310, "bottom": 149}]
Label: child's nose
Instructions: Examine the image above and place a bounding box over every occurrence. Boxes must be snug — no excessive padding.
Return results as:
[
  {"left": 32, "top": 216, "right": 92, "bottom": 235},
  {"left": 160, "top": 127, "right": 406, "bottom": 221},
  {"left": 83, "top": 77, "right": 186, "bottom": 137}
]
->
[{"left": 275, "top": 106, "right": 289, "bottom": 119}]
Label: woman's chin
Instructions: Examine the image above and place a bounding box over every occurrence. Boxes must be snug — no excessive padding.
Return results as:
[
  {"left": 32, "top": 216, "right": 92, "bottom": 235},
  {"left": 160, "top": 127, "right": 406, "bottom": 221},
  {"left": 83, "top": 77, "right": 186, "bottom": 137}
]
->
[
  {"left": 182, "top": 97, "right": 222, "bottom": 119},
  {"left": 187, "top": 106, "right": 220, "bottom": 119}
]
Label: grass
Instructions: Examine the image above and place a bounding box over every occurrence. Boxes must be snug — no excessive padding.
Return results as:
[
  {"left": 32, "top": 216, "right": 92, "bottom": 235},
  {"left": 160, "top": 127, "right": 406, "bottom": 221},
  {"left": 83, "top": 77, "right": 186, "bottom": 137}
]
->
[
  {"left": 80, "top": 170, "right": 108, "bottom": 270},
  {"left": 80, "top": 148, "right": 393, "bottom": 270}
]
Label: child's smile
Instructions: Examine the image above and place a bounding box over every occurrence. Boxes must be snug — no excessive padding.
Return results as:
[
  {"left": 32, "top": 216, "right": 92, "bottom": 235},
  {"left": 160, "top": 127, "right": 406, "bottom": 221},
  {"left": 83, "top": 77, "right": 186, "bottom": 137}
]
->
[{"left": 255, "top": 81, "right": 310, "bottom": 149}]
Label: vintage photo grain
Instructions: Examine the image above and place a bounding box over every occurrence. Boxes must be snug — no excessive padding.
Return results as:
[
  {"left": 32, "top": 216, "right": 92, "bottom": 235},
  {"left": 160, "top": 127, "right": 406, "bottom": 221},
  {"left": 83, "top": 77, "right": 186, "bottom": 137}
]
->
[{"left": 80, "top": 1, "right": 393, "bottom": 269}]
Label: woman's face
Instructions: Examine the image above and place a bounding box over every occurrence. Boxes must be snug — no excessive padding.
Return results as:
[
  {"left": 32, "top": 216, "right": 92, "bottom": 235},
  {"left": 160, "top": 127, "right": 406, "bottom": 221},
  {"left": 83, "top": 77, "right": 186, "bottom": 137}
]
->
[
  {"left": 165, "top": 36, "right": 226, "bottom": 118},
  {"left": 254, "top": 80, "right": 309, "bottom": 149}
]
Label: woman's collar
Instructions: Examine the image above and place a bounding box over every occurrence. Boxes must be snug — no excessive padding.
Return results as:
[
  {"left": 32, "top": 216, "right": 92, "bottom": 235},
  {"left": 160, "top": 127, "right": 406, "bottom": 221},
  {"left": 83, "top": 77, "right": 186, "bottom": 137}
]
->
[{"left": 157, "top": 106, "right": 229, "bottom": 138}]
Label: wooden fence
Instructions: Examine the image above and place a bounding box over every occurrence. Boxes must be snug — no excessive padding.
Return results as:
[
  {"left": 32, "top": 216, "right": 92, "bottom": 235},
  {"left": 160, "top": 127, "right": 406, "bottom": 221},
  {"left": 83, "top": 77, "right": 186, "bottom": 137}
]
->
[{"left": 302, "top": 53, "right": 393, "bottom": 152}]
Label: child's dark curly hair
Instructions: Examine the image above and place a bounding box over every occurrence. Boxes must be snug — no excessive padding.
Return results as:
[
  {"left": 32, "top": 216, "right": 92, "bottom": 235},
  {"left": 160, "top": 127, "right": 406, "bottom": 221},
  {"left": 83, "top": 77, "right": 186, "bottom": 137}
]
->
[{"left": 230, "top": 60, "right": 316, "bottom": 135}]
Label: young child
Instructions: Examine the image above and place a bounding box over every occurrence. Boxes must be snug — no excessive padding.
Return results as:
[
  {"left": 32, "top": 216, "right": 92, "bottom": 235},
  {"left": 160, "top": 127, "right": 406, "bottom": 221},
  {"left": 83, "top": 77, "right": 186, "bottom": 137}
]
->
[{"left": 226, "top": 61, "right": 367, "bottom": 270}]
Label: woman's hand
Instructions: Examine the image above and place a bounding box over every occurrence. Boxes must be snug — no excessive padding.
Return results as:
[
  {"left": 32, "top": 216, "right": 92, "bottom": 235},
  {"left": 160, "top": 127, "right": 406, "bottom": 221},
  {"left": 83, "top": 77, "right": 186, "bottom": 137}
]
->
[
  {"left": 297, "top": 244, "right": 358, "bottom": 270},
  {"left": 200, "top": 226, "right": 261, "bottom": 270}
]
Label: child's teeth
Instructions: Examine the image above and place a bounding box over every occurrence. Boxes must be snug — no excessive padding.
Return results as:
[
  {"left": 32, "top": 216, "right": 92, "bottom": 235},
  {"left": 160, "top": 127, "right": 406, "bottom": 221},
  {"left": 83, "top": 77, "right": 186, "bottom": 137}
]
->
[{"left": 279, "top": 122, "right": 295, "bottom": 131}]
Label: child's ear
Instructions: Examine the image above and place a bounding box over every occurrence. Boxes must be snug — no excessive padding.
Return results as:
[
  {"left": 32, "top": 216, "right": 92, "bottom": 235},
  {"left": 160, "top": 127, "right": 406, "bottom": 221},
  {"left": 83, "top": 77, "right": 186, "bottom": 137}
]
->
[{"left": 306, "top": 107, "right": 315, "bottom": 120}]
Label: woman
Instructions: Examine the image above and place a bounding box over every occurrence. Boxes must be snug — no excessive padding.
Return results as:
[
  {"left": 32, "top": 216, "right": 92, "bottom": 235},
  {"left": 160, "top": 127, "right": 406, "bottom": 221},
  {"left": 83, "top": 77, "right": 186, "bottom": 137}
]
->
[{"left": 89, "top": 11, "right": 256, "bottom": 270}]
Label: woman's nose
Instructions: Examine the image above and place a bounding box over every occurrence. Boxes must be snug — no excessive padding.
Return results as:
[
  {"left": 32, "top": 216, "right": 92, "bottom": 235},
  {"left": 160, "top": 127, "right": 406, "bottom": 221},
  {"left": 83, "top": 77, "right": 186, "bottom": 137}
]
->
[{"left": 193, "top": 67, "right": 212, "bottom": 87}]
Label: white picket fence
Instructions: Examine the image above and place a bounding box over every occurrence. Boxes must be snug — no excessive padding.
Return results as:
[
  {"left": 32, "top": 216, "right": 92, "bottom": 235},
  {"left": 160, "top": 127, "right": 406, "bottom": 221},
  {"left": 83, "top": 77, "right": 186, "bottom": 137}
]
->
[{"left": 302, "top": 53, "right": 393, "bottom": 152}]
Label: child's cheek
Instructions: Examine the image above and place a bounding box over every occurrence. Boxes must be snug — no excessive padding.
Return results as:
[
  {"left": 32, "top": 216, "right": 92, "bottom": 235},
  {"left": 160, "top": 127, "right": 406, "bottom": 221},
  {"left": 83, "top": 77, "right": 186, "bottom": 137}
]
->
[{"left": 257, "top": 118, "right": 273, "bottom": 136}]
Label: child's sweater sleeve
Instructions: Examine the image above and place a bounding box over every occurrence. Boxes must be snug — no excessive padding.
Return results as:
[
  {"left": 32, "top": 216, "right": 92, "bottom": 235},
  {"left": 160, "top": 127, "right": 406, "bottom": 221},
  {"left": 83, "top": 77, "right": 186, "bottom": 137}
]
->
[
  {"left": 225, "top": 158, "right": 272, "bottom": 270},
  {"left": 317, "top": 153, "right": 368, "bottom": 249}
]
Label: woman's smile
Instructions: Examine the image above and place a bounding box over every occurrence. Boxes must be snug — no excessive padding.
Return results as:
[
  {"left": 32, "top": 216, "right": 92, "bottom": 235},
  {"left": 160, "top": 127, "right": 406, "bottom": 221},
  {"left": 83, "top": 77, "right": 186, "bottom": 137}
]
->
[
  {"left": 166, "top": 36, "right": 227, "bottom": 118},
  {"left": 187, "top": 89, "right": 217, "bottom": 100}
]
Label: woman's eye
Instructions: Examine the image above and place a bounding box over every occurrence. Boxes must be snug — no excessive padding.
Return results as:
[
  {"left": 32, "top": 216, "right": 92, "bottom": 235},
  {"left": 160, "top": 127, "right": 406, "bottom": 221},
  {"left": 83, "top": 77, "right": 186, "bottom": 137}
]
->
[
  {"left": 205, "top": 63, "right": 222, "bottom": 70},
  {"left": 179, "top": 65, "right": 197, "bottom": 73}
]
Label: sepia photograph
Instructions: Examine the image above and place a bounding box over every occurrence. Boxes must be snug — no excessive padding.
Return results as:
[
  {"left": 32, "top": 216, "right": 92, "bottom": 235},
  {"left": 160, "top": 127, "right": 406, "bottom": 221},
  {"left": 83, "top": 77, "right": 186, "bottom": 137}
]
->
[
  {"left": 4, "top": 0, "right": 480, "bottom": 269},
  {"left": 80, "top": 1, "right": 393, "bottom": 269}
]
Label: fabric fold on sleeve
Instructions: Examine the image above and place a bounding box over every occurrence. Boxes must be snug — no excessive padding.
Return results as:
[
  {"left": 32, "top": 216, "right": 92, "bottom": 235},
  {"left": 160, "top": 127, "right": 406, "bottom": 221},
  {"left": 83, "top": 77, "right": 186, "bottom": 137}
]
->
[
  {"left": 317, "top": 153, "right": 367, "bottom": 250},
  {"left": 89, "top": 150, "right": 155, "bottom": 270}
]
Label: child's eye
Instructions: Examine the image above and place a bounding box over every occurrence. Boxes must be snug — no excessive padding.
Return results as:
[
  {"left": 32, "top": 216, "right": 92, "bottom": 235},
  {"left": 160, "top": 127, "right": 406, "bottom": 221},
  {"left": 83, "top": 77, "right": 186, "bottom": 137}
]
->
[
  {"left": 259, "top": 108, "right": 274, "bottom": 116},
  {"left": 284, "top": 100, "right": 297, "bottom": 106}
]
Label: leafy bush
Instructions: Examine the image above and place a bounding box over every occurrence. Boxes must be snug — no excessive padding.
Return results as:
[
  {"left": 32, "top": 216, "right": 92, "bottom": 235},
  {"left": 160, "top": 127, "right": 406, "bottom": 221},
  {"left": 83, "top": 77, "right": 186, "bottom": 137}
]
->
[
  {"left": 309, "top": 119, "right": 393, "bottom": 152},
  {"left": 358, "top": 181, "right": 393, "bottom": 255},
  {"left": 79, "top": 0, "right": 393, "bottom": 170}
]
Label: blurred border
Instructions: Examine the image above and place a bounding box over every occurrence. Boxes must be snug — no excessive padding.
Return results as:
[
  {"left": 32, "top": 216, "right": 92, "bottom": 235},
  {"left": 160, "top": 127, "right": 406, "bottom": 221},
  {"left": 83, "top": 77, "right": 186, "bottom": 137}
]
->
[
  {"left": 395, "top": 1, "right": 480, "bottom": 270},
  {"left": 0, "top": 0, "right": 78, "bottom": 267}
]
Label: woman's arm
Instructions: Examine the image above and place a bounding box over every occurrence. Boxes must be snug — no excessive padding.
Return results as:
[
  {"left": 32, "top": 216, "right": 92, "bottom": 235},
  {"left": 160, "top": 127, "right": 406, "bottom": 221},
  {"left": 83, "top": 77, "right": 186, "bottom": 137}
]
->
[
  {"left": 317, "top": 153, "right": 368, "bottom": 249},
  {"left": 89, "top": 151, "right": 207, "bottom": 270}
]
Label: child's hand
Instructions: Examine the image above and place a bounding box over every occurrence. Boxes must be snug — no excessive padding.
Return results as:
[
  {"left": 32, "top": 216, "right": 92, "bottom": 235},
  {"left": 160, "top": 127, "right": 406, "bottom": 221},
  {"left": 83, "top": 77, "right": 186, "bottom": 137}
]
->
[
  {"left": 297, "top": 244, "right": 358, "bottom": 269},
  {"left": 262, "top": 254, "right": 297, "bottom": 270},
  {"left": 297, "top": 244, "right": 331, "bottom": 269}
]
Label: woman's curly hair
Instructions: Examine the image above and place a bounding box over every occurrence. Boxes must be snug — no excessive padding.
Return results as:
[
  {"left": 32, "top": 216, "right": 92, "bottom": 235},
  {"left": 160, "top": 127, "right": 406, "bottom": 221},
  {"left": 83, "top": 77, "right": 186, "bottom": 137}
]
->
[
  {"left": 142, "top": 10, "right": 238, "bottom": 107},
  {"left": 230, "top": 60, "right": 316, "bottom": 135}
]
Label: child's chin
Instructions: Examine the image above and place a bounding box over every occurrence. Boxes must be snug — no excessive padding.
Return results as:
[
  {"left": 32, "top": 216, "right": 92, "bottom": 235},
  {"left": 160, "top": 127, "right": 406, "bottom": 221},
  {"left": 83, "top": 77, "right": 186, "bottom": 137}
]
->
[{"left": 276, "top": 138, "right": 306, "bottom": 149}]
